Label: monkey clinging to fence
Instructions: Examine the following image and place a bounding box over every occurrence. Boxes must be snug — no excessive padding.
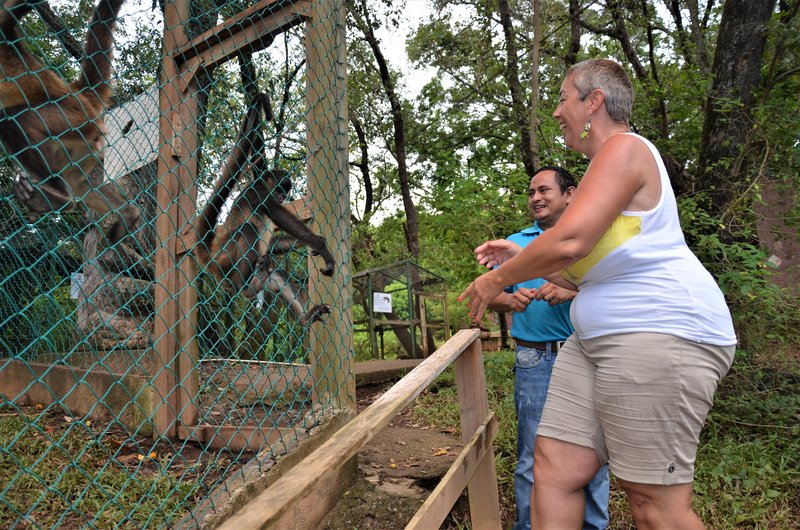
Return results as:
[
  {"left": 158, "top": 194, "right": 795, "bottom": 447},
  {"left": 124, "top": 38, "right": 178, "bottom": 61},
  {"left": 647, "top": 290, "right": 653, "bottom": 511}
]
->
[
  {"left": 0, "top": 0, "right": 140, "bottom": 243},
  {"left": 193, "top": 92, "right": 336, "bottom": 327}
]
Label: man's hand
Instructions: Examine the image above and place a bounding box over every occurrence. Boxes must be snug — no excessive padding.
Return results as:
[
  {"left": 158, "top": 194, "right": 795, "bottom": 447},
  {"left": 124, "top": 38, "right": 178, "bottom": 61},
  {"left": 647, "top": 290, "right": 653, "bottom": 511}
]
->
[
  {"left": 475, "top": 239, "right": 523, "bottom": 269},
  {"left": 533, "top": 282, "right": 577, "bottom": 305},
  {"left": 508, "top": 287, "right": 535, "bottom": 312}
]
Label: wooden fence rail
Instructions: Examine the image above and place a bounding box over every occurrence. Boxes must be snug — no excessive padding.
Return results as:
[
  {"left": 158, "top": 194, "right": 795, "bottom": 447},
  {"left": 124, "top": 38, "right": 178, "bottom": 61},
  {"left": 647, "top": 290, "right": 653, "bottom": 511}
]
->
[{"left": 215, "top": 327, "right": 501, "bottom": 529}]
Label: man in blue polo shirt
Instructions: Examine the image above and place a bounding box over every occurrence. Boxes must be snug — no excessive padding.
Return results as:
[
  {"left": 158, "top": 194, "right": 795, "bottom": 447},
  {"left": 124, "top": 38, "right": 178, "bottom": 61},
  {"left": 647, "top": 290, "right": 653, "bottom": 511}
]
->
[{"left": 486, "top": 166, "right": 609, "bottom": 530}]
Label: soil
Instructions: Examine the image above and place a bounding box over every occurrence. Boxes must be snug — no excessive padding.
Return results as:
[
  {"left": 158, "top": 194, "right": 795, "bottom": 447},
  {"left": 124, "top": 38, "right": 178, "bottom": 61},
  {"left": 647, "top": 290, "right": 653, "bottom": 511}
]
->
[{"left": 317, "top": 382, "right": 475, "bottom": 530}]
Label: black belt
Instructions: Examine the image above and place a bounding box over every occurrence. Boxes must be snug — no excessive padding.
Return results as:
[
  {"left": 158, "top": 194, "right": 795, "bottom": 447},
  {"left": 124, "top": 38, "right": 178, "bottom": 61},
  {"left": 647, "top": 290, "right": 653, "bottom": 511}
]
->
[{"left": 514, "top": 339, "right": 562, "bottom": 351}]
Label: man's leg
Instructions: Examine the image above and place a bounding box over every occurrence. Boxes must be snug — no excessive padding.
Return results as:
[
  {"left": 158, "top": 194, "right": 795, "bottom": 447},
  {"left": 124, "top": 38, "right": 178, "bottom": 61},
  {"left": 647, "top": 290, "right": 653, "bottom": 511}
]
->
[
  {"left": 512, "top": 346, "right": 555, "bottom": 530},
  {"left": 583, "top": 462, "right": 610, "bottom": 530},
  {"left": 532, "top": 336, "right": 609, "bottom": 529}
]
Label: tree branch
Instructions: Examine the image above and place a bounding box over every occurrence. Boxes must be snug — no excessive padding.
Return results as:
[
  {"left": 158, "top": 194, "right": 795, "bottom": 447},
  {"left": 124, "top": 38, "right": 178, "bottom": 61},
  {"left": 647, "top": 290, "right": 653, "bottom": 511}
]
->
[{"left": 33, "top": 2, "right": 83, "bottom": 61}]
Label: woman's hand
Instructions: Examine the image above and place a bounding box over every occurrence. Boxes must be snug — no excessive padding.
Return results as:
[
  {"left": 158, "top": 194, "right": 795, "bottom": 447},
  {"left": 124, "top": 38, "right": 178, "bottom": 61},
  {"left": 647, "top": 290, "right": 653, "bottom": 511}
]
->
[
  {"left": 475, "top": 239, "right": 522, "bottom": 269},
  {"left": 458, "top": 271, "right": 506, "bottom": 324}
]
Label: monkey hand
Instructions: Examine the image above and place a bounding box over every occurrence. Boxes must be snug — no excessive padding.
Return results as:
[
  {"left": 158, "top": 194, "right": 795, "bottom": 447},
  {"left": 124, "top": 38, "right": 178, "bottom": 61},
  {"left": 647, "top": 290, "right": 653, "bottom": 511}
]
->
[
  {"left": 13, "top": 174, "right": 71, "bottom": 220},
  {"left": 13, "top": 176, "right": 41, "bottom": 221},
  {"left": 319, "top": 260, "right": 334, "bottom": 276},
  {"left": 301, "top": 304, "right": 331, "bottom": 326},
  {"left": 310, "top": 250, "right": 335, "bottom": 276},
  {"left": 106, "top": 204, "right": 141, "bottom": 245}
]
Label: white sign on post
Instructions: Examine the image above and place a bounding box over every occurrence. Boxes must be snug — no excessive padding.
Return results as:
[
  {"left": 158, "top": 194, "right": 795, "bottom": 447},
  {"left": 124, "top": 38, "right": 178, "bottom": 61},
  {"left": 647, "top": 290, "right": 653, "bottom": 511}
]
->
[
  {"left": 373, "top": 292, "right": 392, "bottom": 313},
  {"left": 70, "top": 272, "right": 84, "bottom": 299}
]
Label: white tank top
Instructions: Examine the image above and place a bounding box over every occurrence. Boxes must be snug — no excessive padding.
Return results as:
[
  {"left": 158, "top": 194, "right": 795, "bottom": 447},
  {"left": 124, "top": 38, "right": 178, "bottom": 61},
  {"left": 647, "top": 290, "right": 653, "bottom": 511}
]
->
[{"left": 563, "top": 133, "right": 737, "bottom": 345}]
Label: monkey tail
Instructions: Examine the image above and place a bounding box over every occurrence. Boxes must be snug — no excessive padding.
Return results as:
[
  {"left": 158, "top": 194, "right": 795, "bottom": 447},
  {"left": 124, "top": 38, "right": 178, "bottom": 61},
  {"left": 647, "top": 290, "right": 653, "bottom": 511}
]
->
[
  {"left": 197, "top": 163, "right": 239, "bottom": 251},
  {"left": 74, "top": 0, "right": 125, "bottom": 103},
  {"left": 197, "top": 95, "right": 266, "bottom": 250},
  {"left": 259, "top": 92, "right": 274, "bottom": 123}
]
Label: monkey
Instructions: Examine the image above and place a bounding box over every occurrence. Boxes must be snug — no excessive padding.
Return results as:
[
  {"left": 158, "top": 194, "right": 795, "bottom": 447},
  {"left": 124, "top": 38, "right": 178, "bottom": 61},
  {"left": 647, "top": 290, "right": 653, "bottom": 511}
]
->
[
  {"left": 0, "top": 0, "right": 139, "bottom": 243},
  {"left": 251, "top": 261, "right": 331, "bottom": 326},
  {"left": 193, "top": 92, "right": 335, "bottom": 326}
]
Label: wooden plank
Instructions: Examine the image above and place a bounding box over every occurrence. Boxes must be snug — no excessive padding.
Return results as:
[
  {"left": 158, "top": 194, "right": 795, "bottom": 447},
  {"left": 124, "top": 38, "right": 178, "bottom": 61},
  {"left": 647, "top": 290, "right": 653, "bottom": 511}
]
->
[
  {"left": 176, "top": 0, "right": 311, "bottom": 87},
  {"left": 305, "top": 0, "right": 352, "bottom": 411},
  {"left": 175, "top": 94, "right": 201, "bottom": 433},
  {"left": 174, "top": 0, "right": 309, "bottom": 63},
  {"left": 178, "top": 424, "right": 291, "bottom": 452},
  {"left": 405, "top": 412, "right": 498, "bottom": 530},
  {"left": 152, "top": 0, "right": 191, "bottom": 439},
  {"left": 181, "top": 413, "right": 351, "bottom": 529},
  {"left": 455, "top": 339, "right": 502, "bottom": 528},
  {"left": 1, "top": 360, "right": 153, "bottom": 435},
  {"left": 215, "top": 329, "right": 480, "bottom": 530},
  {"left": 420, "top": 295, "right": 429, "bottom": 356}
]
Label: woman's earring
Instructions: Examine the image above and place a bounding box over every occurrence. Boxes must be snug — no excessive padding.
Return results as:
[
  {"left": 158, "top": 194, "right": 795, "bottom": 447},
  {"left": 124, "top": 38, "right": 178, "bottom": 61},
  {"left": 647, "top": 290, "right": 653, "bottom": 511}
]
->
[{"left": 580, "top": 121, "right": 591, "bottom": 140}]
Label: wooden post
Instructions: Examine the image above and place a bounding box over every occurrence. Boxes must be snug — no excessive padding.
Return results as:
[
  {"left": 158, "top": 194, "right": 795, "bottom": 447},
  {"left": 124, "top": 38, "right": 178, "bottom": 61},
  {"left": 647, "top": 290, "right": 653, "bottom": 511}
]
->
[
  {"left": 419, "top": 294, "right": 428, "bottom": 356},
  {"left": 368, "top": 273, "right": 379, "bottom": 359},
  {"left": 215, "top": 329, "right": 481, "bottom": 529},
  {"left": 153, "top": 0, "right": 200, "bottom": 437},
  {"left": 306, "top": 0, "right": 352, "bottom": 411},
  {"left": 455, "top": 338, "right": 502, "bottom": 528}
]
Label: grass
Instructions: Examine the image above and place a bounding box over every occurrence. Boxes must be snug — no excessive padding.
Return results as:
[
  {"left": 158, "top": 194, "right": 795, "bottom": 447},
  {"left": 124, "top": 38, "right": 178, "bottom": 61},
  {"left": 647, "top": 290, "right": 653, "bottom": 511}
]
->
[
  {"left": 0, "top": 408, "right": 205, "bottom": 529},
  {"left": 411, "top": 347, "right": 800, "bottom": 529},
  {"left": 2, "top": 346, "right": 796, "bottom": 528}
]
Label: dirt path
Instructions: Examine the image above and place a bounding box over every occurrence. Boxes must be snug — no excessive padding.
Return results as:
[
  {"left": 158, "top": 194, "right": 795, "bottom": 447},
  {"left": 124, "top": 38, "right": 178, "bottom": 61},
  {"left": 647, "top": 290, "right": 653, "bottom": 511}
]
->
[{"left": 316, "top": 382, "right": 471, "bottom": 530}]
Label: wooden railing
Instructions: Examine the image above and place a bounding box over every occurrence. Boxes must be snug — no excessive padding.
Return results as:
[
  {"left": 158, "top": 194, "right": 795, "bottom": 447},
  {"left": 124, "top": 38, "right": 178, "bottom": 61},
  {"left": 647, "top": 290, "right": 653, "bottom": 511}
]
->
[{"left": 216, "top": 328, "right": 501, "bottom": 529}]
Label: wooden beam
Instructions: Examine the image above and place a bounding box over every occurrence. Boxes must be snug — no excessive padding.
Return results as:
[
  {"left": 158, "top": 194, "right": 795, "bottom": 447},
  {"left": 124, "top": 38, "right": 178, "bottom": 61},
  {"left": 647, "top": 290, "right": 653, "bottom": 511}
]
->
[
  {"left": 215, "top": 329, "right": 480, "bottom": 529},
  {"left": 405, "top": 412, "right": 498, "bottom": 530},
  {"left": 305, "top": 0, "right": 352, "bottom": 411},
  {"left": 455, "top": 339, "right": 502, "bottom": 528},
  {"left": 173, "top": 0, "right": 311, "bottom": 91},
  {"left": 174, "top": 0, "right": 309, "bottom": 63},
  {"left": 1, "top": 359, "right": 153, "bottom": 435},
  {"left": 153, "top": 0, "right": 192, "bottom": 439},
  {"left": 178, "top": 424, "right": 292, "bottom": 452}
]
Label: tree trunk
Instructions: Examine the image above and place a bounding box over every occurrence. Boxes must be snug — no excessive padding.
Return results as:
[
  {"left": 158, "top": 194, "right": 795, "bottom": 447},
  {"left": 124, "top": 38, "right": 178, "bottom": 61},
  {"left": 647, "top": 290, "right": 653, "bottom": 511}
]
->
[
  {"left": 351, "top": 0, "right": 427, "bottom": 356},
  {"left": 686, "top": 0, "right": 712, "bottom": 76},
  {"left": 351, "top": 0, "right": 420, "bottom": 260},
  {"left": 498, "top": 0, "right": 537, "bottom": 176},
  {"left": 528, "top": 0, "right": 542, "bottom": 169},
  {"left": 698, "top": 0, "right": 776, "bottom": 217},
  {"left": 565, "top": 0, "right": 581, "bottom": 66},
  {"left": 350, "top": 117, "right": 374, "bottom": 220}
]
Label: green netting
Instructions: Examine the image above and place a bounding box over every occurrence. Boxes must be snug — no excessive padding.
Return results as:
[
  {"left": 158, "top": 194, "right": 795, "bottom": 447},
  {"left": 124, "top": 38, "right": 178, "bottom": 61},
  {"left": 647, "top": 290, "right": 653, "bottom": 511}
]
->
[{"left": 0, "top": 0, "right": 349, "bottom": 528}]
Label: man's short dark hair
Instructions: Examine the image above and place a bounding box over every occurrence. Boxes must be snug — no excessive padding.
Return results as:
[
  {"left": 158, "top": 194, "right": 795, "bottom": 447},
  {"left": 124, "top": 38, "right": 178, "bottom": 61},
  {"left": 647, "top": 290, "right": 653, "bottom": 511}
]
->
[{"left": 532, "top": 165, "right": 578, "bottom": 194}]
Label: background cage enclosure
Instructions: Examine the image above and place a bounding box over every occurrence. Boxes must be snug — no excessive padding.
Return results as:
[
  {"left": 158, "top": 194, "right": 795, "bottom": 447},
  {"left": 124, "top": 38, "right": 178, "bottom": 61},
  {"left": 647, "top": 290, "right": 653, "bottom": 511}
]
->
[
  {"left": 0, "top": 0, "right": 351, "bottom": 528},
  {"left": 353, "top": 260, "right": 450, "bottom": 360}
]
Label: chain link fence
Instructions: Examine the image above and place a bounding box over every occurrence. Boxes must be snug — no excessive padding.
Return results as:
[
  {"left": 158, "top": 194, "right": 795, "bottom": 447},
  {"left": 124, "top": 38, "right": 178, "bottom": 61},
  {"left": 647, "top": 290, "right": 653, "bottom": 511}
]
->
[{"left": 0, "top": 0, "right": 350, "bottom": 527}]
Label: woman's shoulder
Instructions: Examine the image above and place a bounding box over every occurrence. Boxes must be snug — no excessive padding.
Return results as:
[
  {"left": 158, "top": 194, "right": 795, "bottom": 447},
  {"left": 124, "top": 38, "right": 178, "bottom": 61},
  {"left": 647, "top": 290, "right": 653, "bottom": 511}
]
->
[
  {"left": 599, "top": 132, "right": 658, "bottom": 163},
  {"left": 606, "top": 131, "right": 651, "bottom": 148}
]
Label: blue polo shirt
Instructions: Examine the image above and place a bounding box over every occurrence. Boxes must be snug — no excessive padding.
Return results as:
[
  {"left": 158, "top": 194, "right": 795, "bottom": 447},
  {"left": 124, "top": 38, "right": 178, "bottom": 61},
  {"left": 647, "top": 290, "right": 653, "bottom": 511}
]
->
[{"left": 504, "top": 223, "right": 574, "bottom": 342}]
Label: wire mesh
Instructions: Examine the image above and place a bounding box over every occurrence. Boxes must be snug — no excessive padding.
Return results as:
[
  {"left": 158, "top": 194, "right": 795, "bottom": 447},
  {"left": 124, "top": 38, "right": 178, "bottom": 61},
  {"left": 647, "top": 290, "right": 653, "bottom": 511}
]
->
[{"left": 0, "top": 0, "right": 349, "bottom": 528}]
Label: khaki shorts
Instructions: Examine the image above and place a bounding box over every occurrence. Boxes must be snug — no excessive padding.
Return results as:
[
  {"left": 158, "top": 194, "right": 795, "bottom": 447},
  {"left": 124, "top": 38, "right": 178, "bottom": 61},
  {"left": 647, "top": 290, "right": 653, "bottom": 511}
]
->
[{"left": 537, "top": 332, "right": 735, "bottom": 485}]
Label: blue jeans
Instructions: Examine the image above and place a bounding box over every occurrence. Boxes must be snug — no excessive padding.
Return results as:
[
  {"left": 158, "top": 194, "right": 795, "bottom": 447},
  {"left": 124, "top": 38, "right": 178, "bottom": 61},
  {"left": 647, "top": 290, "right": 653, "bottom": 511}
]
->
[{"left": 512, "top": 344, "right": 610, "bottom": 530}]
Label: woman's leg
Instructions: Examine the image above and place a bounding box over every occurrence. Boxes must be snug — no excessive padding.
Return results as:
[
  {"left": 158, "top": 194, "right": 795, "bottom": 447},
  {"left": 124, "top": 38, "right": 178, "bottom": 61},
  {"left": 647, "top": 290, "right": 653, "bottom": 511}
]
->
[
  {"left": 617, "top": 479, "right": 704, "bottom": 530},
  {"left": 531, "top": 436, "right": 601, "bottom": 529}
]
